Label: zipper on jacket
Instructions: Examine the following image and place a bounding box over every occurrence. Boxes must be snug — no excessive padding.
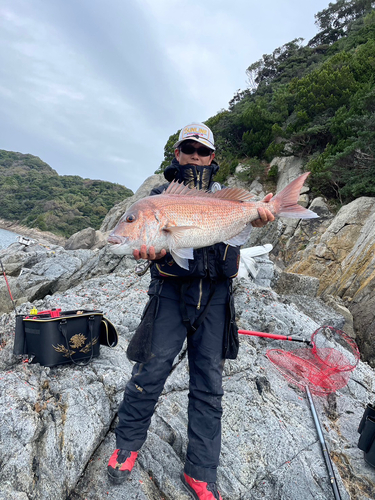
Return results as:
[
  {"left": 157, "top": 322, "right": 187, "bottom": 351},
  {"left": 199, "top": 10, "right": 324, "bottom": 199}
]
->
[
  {"left": 223, "top": 244, "right": 229, "bottom": 261},
  {"left": 203, "top": 248, "right": 210, "bottom": 277},
  {"left": 197, "top": 279, "right": 203, "bottom": 310}
]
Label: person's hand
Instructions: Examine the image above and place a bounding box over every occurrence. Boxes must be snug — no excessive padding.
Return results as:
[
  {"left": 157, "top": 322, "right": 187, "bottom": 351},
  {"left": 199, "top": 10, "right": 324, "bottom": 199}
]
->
[
  {"left": 133, "top": 245, "right": 167, "bottom": 261},
  {"left": 251, "top": 193, "right": 275, "bottom": 228}
]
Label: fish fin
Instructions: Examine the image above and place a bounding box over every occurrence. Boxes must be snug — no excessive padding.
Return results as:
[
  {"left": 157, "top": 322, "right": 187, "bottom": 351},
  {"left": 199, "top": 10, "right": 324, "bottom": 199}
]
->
[
  {"left": 164, "top": 180, "right": 254, "bottom": 202},
  {"left": 164, "top": 182, "right": 211, "bottom": 197},
  {"left": 162, "top": 225, "right": 201, "bottom": 242},
  {"left": 211, "top": 188, "right": 255, "bottom": 202},
  {"left": 173, "top": 247, "right": 194, "bottom": 260},
  {"left": 224, "top": 224, "right": 253, "bottom": 247},
  {"left": 164, "top": 181, "right": 188, "bottom": 195},
  {"left": 272, "top": 172, "right": 319, "bottom": 219},
  {"left": 170, "top": 248, "right": 193, "bottom": 270}
]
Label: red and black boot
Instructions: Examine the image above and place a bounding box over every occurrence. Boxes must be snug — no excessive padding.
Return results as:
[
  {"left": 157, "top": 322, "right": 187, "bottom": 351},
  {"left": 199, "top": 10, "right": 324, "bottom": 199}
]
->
[
  {"left": 181, "top": 472, "right": 223, "bottom": 500},
  {"left": 107, "top": 449, "right": 138, "bottom": 484}
]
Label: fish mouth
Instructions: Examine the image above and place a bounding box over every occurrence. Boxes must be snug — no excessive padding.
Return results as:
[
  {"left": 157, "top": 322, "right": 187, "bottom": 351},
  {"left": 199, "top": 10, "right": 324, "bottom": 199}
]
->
[
  {"left": 107, "top": 234, "right": 132, "bottom": 255},
  {"left": 108, "top": 234, "right": 125, "bottom": 245}
]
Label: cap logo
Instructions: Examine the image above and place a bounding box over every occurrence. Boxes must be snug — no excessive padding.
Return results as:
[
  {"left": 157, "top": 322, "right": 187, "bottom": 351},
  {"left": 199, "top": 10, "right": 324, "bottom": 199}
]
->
[{"left": 182, "top": 126, "right": 209, "bottom": 140}]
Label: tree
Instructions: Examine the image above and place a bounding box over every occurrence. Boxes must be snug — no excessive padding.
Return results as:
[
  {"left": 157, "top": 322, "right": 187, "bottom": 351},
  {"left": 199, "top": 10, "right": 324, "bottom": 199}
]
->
[
  {"left": 246, "top": 39, "right": 305, "bottom": 89},
  {"left": 309, "top": 0, "right": 375, "bottom": 46}
]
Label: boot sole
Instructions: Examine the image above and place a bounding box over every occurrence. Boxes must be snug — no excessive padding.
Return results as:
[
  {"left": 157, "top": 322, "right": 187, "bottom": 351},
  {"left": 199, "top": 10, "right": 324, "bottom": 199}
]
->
[{"left": 107, "top": 468, "right": 131, "bottom": 484}]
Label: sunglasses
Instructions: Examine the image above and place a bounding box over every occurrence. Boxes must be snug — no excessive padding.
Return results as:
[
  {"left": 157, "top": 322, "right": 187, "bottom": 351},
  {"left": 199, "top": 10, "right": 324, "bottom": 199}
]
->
[{"left": 180, "top": 143, "right": 212, "bottom": 157}]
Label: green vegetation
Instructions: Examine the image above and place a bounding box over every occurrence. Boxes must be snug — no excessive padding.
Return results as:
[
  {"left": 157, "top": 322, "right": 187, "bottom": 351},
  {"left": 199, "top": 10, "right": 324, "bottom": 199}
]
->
[
  {"left": 159, "top": 0, "right": 375, "bottom": 205},
  {"left": 0, "top": 151, "right": 133, "bottom": 237}
]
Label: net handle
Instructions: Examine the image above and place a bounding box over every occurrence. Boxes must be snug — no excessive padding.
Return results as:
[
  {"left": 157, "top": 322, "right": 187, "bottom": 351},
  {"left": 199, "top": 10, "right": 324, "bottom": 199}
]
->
[
  {"left": 306, "top": 385, "right": 343, "bottom": 500},
  {"left": 238, "top": 329, "right": 312, "bottom": 345}
]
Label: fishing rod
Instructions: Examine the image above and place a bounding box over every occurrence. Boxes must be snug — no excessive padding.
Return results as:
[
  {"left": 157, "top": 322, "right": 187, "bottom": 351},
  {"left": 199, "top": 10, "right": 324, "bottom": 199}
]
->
[
  {"left": 238, "top": 329, "right": 313, "bottom": 346},
  {"left": 0, "top": 257, "right": 16, "bottom": 312}
]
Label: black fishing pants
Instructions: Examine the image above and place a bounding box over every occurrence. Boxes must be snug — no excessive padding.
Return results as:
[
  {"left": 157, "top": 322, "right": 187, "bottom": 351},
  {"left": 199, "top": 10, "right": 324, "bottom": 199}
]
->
[{"left": 115, "top": 296, "right": 226, "bottom": 483}]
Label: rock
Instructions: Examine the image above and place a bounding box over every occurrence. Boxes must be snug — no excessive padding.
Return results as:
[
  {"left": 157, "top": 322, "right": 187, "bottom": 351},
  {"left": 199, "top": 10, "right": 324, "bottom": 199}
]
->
[
  {"left": 322, "top": 295, "right": 355, "bottom": 338},
  {"left": 226, "top": 166, "right": 266, "bottom": 193},
  {"left": 0, "top": 242, "right": 132, "bottom": 314},
  {"left": 270, "top": 156, "right": 306, "bottom": 192},
  {"left": 0, "top": 271, "right": 374, "bottom": 500},
  {"left": 287, "top": 197, "right": 375, "bottom": 366},
  {"left": 282, "top": 197, "right": 334, "bottom": 258},
  {"left": 298, "top": 193, "right": 309, "bottom": 208},
  {"left": 244, "top": 175, "right": 331, "bottom": 264},
  {"left": 250, "top": 255, "right": 274, "bottom": 288},
  {"left": 270, "top": 269, "right": 349, "bottom": 330},
  {"left": 272, "top": 269, "right": 320, "bottom": 297},
  {"left": 64, "top": 227, "right": 107, "bottom": 250},
  {"left": 100, "top": 174, "right": 165, "bottom": 232},
  {"left": 225, "top": 174, "right": 252, "bottom": 190}
]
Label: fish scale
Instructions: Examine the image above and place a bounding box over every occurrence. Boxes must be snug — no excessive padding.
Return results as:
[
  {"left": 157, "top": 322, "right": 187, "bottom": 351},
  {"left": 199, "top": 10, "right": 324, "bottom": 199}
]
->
[{"left": 152, "top": 196, "right": 259, "bottom": 248}]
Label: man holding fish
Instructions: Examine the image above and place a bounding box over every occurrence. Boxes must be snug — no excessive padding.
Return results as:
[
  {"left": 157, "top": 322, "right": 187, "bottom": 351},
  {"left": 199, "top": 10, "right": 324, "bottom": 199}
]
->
[{"left": 107, "top": 122, "right": 317, "bottom": 499}]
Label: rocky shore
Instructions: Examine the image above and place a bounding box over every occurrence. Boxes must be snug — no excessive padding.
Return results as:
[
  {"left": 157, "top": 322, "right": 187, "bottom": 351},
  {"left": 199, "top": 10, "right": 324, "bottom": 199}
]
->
[
  {"left": 0, "top": 160, "right": 375, "bottom": 499},
  {"left": 0, "top": 238, "right": 374, "bottom": 500},
  {"left": 0, "top": 218, "right": 66, "bottom": 247}
]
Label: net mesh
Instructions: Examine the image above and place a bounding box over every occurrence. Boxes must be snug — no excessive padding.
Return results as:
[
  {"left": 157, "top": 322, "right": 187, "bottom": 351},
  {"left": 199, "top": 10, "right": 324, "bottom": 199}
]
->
[{"left": 266, "top": 326, "right": 360, "bottom": 395}]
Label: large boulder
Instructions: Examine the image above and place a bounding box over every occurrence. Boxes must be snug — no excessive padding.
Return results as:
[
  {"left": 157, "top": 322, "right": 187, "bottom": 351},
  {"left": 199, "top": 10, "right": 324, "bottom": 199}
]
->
[
  {"left": 64, "top": 227, "right": 107, "bottom": 250},
  {"left": 287, "top": 197, "right": 375, "bottom": 367}
]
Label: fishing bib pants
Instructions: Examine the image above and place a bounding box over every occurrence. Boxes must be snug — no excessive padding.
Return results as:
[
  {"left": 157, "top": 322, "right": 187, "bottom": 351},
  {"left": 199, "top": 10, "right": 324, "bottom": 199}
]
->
[{"left": 115, "top": 295, "right": 226, "bottom": 483}]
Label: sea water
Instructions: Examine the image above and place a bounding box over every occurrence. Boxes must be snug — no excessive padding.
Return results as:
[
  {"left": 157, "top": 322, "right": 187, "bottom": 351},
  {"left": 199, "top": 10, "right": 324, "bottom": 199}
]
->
[{"left": 0, "top": 228, "right": 20, "bottom": 250}]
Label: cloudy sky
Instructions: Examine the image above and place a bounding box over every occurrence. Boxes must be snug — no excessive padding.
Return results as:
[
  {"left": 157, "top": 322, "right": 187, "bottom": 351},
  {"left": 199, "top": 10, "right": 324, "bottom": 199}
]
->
[{"left": 0, "top": 0, "right": 330, "bottom": 193}]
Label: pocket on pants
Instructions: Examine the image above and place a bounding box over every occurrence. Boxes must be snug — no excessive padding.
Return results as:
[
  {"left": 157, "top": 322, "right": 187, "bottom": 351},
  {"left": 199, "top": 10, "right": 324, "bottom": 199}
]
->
[
  {"left": 223, "top": 294, "right": 239, "bottom": 360},
  {"left": 127, "top": 295, "right": 159, "bottom": 363}
]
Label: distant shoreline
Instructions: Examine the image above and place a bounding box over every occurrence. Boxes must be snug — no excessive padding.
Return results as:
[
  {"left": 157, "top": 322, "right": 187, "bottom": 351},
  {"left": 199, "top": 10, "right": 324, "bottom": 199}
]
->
[{"left": 0, "top": 219, "right": 66, "bottom": 246}]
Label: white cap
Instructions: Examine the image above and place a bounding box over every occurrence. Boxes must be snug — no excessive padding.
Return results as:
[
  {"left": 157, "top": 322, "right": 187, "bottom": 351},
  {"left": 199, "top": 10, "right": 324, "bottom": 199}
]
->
[{"left": 173, "top": 122, "right": 215, "bottom": 150}]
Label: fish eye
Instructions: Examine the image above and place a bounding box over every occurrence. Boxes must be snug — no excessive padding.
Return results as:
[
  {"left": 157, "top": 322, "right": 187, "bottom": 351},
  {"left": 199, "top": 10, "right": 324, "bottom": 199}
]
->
[{"left": 126, "top": 214, "right": 136, "bottom": 223}]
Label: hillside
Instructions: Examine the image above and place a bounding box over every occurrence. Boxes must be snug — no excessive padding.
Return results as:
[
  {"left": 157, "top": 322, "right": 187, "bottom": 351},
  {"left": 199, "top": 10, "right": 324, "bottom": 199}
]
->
[
  {"left": 0, "top": 150, "right": 133, "bottom": 238},
  {"left": 159, "top": 0, "right": 375, "bottom": 208}
]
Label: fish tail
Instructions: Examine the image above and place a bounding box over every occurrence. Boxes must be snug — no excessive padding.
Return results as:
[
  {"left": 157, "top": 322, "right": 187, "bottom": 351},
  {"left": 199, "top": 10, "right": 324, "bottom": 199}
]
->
[{"left": 272, "top": 172, "right": 319, "bottom": 219}]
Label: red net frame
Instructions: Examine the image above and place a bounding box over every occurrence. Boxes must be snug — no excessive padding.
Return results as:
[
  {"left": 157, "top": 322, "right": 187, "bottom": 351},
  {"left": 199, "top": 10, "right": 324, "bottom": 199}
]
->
[{"left": 266, "top": 326, "right": 360, "bottom": 395}]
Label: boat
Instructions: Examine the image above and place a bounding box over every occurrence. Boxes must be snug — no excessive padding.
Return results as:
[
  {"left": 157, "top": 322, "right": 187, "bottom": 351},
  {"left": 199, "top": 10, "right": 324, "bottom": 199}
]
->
[{"left": 18, "top": 236, "right": 34, "bottom": 246}]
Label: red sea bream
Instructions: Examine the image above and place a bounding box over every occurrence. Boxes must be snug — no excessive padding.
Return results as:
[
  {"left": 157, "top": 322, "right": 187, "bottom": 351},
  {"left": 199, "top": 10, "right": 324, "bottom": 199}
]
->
[{"left": 108, "top": 172, "right": 318, "bottom": 269}]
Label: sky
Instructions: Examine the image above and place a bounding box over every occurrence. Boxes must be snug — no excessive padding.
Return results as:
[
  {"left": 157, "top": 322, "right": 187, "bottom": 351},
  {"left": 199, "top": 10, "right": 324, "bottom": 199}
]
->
[{"left": 0, "top": 0, "right": 331, "bottom": 193}]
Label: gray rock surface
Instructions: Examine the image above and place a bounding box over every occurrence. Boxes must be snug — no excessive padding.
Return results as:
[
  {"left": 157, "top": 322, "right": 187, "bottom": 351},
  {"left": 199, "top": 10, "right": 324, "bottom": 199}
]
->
[
  {"left": 0, "top": 262, "right": 374, "bottom": 500},
  {"left": 271, "top": 270, "right": 354, "bottom": 336},
  {"left": 0, "top": 242, "right": 132, "bottom": 314},
  {"left": 272, "top": 269, "right": 320, "bottom": 298},
  {"left": 64, "top": 227, "right": 107, "bottom": 250},
  {"left": 271, "top": 156, "right": 305, "bottom": 192}
]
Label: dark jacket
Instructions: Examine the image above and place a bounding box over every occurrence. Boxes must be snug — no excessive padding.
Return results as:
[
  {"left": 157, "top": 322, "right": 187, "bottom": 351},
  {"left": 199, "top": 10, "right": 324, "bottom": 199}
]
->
[{"left": 148, "top": 159, "right": 240, "bottom": 306}]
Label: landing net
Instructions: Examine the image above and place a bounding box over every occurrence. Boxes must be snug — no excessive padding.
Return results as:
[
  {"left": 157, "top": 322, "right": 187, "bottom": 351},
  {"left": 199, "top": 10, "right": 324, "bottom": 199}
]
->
[{"left": 266, "top": 326, "right": 360, "bottom": 395}]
